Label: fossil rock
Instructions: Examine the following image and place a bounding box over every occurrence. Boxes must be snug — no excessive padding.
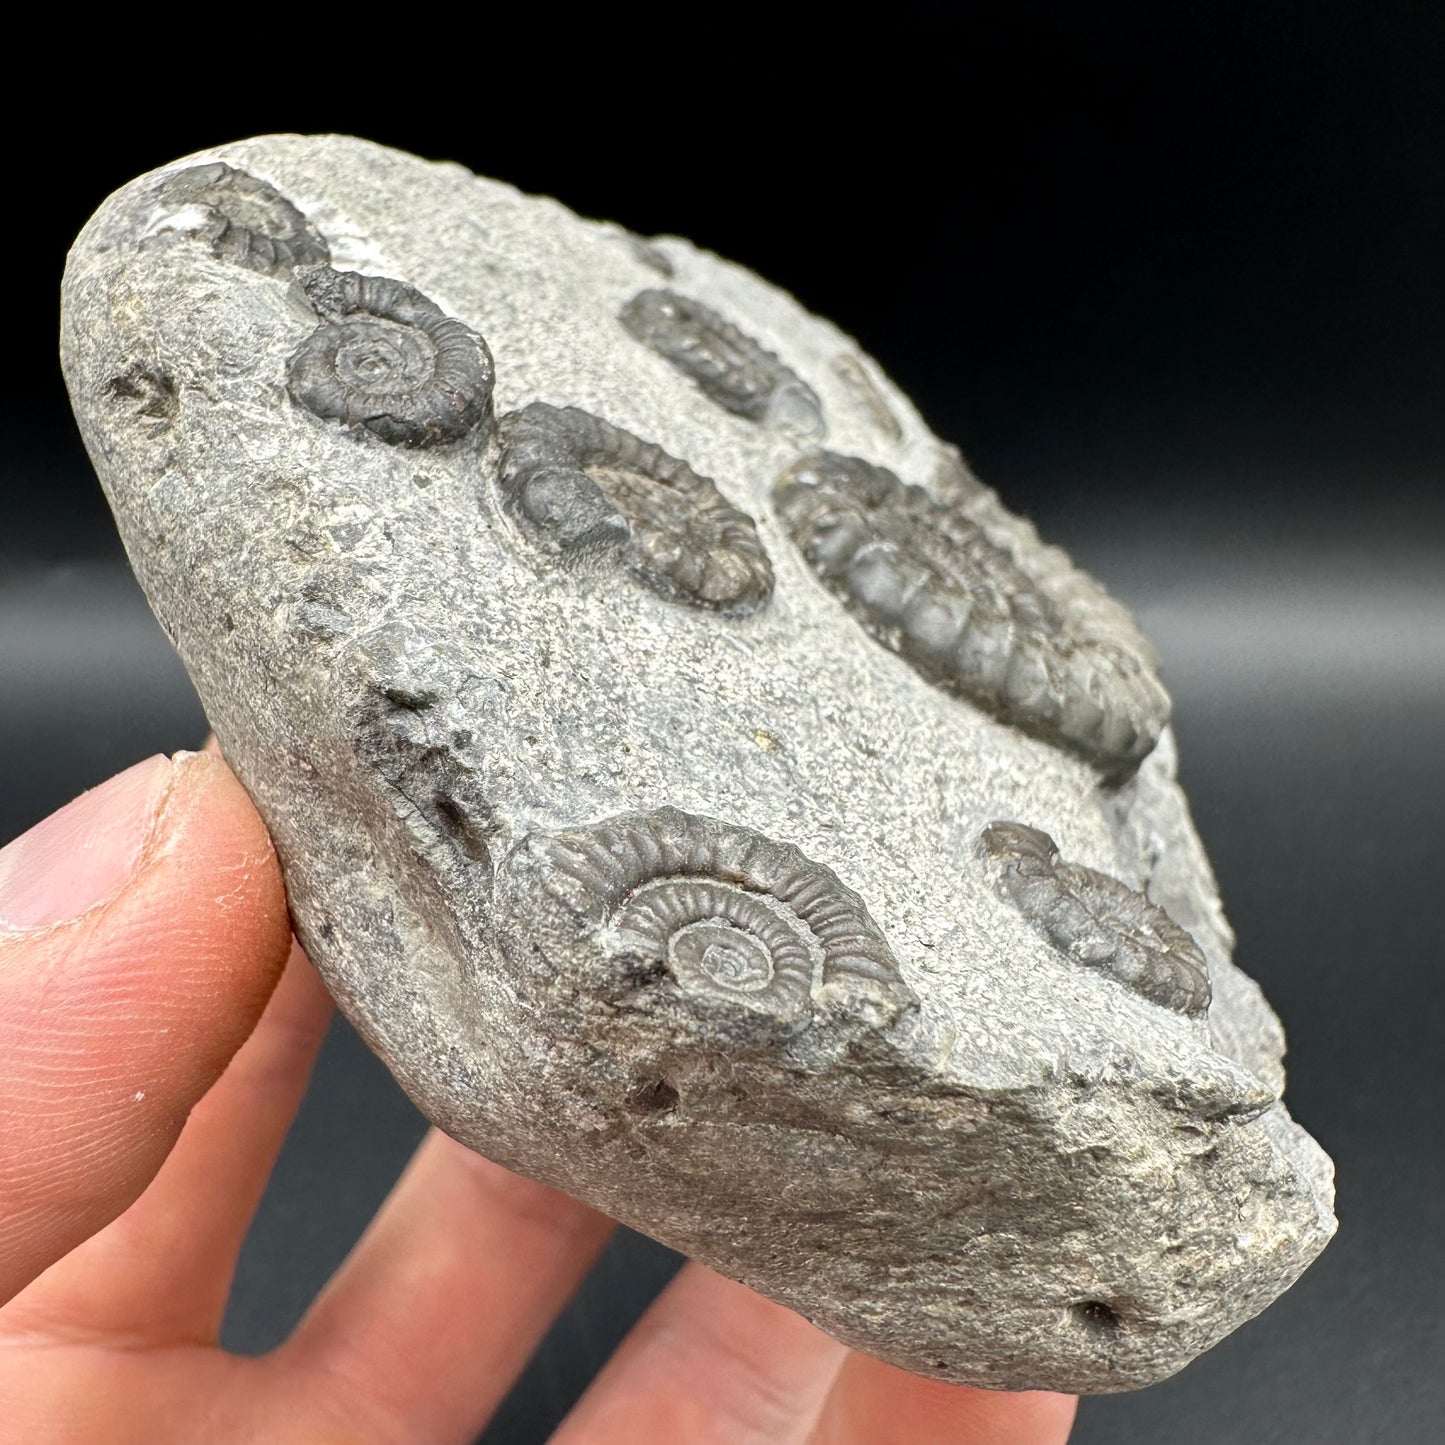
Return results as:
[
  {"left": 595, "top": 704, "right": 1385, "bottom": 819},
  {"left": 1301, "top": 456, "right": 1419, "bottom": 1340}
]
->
[{"left": 61, "top": 135, "right": 1335, "bottom": 1393}]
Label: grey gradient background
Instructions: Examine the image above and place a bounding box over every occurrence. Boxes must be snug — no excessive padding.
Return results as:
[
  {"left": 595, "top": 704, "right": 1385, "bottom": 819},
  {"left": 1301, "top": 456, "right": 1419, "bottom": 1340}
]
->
[{"left": 2, "top": 6, "right": 1442, "bottom": 1441}]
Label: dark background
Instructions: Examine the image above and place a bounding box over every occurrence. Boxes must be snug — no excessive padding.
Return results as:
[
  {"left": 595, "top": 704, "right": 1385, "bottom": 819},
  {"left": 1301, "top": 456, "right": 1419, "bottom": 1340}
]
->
[{"left": 3, "top": 5, "right": 1442, "bottom": 1441}]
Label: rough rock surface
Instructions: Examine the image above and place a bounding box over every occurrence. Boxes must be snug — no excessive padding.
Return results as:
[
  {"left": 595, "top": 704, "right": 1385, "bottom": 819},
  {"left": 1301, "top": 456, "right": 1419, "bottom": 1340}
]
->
[{"left": 61, "top": 135, "right": 1335, "bottom": 1393}]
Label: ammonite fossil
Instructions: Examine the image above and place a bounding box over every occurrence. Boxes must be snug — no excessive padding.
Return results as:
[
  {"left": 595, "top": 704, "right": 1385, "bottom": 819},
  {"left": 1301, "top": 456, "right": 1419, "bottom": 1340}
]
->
[
  {"left": 496, "top": 402, "right": 774, "bottom": 614},
  {"left": 831, "top": 353, "right": 903, "bottom": 441},
  {"left": 496, "top": 807, "right": 917, "bottom": 1032},
  {"left": 287, "top": 269, "right": 494, "bottom": 448},
  {"left": 620, "top": 289, "right": 824, "bottom": 434},
  {"left": 980, "top": 821, "right": 1211, "bottom": 1016},
  {"left": 773, "top": 451, "right": 1170, "bottom": 777},
  {"left": 156, "top": 163, "right": 330, "bottom": 279}
]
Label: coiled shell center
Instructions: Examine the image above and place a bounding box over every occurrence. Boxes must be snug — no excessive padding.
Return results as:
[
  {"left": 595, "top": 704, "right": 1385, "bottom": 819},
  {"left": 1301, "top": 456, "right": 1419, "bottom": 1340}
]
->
[
  {"left": 615, "top": 873, "right": 820, "bottom": 1022},
  {"left": 671, "top": 922, "right": 775, "bottom": 994},
  {"left": 331, "top": 318, "right": 437, "bottom": 393}
]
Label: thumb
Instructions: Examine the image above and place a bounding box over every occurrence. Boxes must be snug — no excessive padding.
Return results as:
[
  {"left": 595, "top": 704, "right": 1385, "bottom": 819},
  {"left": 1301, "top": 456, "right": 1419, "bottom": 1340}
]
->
[{"left": 0, "top": 750, "right": 291, "bottom": 1304}]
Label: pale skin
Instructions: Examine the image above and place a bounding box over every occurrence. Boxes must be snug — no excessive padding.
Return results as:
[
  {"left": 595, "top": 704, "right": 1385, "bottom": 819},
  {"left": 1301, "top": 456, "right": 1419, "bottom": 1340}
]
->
[{"left": 0, "top": 749, "right": 1077, "bottom": 1443}]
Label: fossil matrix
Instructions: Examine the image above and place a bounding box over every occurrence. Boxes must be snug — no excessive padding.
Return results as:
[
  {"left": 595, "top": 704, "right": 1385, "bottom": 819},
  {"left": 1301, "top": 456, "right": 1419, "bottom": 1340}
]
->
[{"left": 61, "top": 136, "right": 1335, "bottom": 1393}]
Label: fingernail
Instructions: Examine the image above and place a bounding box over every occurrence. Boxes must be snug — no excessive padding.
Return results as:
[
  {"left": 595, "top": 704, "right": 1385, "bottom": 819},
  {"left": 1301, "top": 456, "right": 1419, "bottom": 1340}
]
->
[{"left": 0, "top": 756, "right": 174, "bottom": 934}]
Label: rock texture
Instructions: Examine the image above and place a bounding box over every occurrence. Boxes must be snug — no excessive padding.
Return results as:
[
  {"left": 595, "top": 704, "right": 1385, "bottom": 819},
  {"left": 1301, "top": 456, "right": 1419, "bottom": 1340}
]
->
[{"left": 61, "top": 135, "right": 1335, "bottom": 1393}]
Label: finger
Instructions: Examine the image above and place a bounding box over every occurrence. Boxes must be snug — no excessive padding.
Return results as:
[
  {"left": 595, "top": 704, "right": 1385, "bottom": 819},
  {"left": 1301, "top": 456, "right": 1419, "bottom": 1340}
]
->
[
  {"left": 278, "top": 1130, "right": 613, "bottom": 1445},
  {"left": 5, "top": 941, "right": 332, "bottom": 1343},
  {"left": 552, "top": 1264, "right": 845, "bottom": 1445},
  {"left": 0, "top": 750, "right": 292, "bottom": 1306},
  {"left": 810, "top": 1354, "right": 1077, "bottom": 1445}
]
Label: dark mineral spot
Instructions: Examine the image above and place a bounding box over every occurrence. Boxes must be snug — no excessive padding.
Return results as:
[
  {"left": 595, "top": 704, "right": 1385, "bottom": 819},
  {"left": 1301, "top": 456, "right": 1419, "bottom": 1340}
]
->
[
  {"left": 353, "top": 668, "right": 496, "bottom": 877},
  {"left": 156, "top": 162, "right": 330, "bottom": 278},
  {"left": 382, "top": 683, "right": 436, "bottom": 711},
  {"left": 620, "top": 288, "right": 823, "bottom": 434},
  {"left": 496, "top": 403, "right": 774, "bottom": 614},
  {"left": 980, "top": 821, "right": 1212, "bottom": 1017},
  {"left": 432, "top": 792, "right": 493, "bottom": 862},
  {"left": 288, "top": 269, "right": 494, "bottom": 448},
  {"left": 105, "top": 362, "right": 178, "bottom": 424},
  {"left": 1072, "top": 1300, "right": 1122, "bottom": 1333},
  {"left": 774, "top": 452, "right": 1169, "bottom": 777},
  {"left": 627, "top": 1077, "right": 681, "bottom": 1115}
]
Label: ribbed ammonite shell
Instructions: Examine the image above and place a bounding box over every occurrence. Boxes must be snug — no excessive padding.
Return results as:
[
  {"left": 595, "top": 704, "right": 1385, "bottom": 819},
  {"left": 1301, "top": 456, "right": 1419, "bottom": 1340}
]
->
[
  {"left": 495, "top": 807, "right": 917, "bottom": 1033},
  {"left": 620, "top": 289, "right": 824, "bottom": 435},
  {"left": 287, "top": 269, "right": 494, "bottom": 448},
  {"left": 156, "top": 163, "right": 330, "bottom": 278},
  {"left": 980, "top": 821, "right": 1211, "bottom": 1016},
  {"left": 496, "top": 403, "right": 775, "bottom": 614},
  {"left": 773, "top": 452, "right": 1170, "bottom": 778}
]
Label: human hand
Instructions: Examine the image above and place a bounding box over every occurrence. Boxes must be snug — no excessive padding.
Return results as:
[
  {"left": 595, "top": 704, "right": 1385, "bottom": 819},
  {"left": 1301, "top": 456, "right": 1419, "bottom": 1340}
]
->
[{"left": 0, "top": 751, "right": 1077, "bottom": 1443}]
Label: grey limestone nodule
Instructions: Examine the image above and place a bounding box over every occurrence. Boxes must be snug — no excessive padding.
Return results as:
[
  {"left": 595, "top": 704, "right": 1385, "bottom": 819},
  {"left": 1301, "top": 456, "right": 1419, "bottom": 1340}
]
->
[{"left": 61, "top": 135, "right": 1335, "bottom": 1393}]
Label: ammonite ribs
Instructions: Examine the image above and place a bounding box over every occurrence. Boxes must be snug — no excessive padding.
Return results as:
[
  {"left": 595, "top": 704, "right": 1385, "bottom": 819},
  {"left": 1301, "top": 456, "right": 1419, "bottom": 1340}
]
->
[
  {"left": 620, "top": 288, "right": 824, "bottom": 435},
  {"left": 496, "top": 807, "right": 917, "bottom": 1033},
  {"left": 155, "top": 163, "right": 330, "bottom": 278},
  {"left": 497, "top": 402, "right": 774, "bottom": 614},
  {"left": 774, "top": 451, "right": 1170, "bottom": 778},
  {"left": 981, "top": 821, "right": 1211, "bottom": 1016},
  {"left": 287, "top": 269, "right": 494, "bottom": 448}
]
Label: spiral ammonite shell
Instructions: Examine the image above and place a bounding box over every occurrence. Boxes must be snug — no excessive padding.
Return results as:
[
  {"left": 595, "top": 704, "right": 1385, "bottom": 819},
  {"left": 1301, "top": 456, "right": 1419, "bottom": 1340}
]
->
[
  {"left": 496, "top": 807, "right": 917, "bottom": 1031},
  {"left": 497, "top": 403, "right": 774, "bottom": 614},
  {"left": 773, "top": 452, "right": 1170, "bottom": 778},
  {"left": 981, "top": 822, "right": 1211, "bottom": 1016},
  {"left": 287, "top": 270, "right": 494, "bottom": 447},
  {"left": 620, "top": 289, "right": 824, "bottom": 435},
  {"left": 156, "top": 163, "right": 330, "bottom": 278}
]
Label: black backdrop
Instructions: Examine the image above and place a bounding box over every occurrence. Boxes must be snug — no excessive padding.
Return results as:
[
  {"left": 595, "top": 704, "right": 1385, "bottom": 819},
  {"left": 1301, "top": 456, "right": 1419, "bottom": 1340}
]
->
[{"left": 2, "top": 6, "right": 1442, "bottom": 1441}]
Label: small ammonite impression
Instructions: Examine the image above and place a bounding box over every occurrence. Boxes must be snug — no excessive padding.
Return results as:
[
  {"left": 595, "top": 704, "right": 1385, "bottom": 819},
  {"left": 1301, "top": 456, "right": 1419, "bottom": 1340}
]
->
[
  {"left": 628, "top": 233, "right": 675, "bottom": 277},
  {"left": 831, "top": 353, "right": 903, "bottom": 442},
  {"left": 496, "top": 403, "right": 774, "bottom": 614},
  {"left": 155, "top": 163, "right": 330, "bottom": 279},
  {"left": 980, "top": 822, "right": 1211, "bottom": 1017},
  {"left": 773, "top": 452, "right": 1170, "bottom": 777},
  {"left": 287, "top": 269, "right": 494, "bottom": 448},
  {"left": 619, "top": 289, "right": 824, "bottom": 435},
  {"left": 495, "top": 807, "right": 917, "bottom": 1032}
]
